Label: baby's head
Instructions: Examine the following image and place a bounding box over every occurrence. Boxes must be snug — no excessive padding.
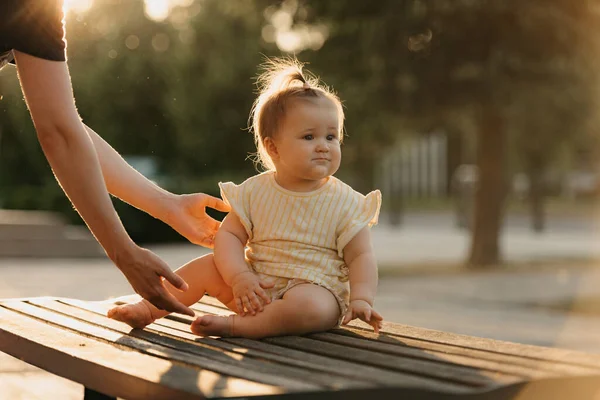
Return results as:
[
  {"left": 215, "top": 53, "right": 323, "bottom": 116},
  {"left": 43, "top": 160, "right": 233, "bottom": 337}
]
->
[{"left": 250, "top": 58, "right": 345, "bottom": 183}]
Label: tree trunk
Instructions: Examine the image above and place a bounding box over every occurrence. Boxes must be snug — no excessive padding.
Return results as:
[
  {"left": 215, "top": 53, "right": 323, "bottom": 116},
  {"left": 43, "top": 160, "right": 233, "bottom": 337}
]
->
[
  {"left": 468, "top": 107, "right": 507, "bottom": 268},
  {"left": 527, "top": 155, "right": 546, "bottom": 233}
]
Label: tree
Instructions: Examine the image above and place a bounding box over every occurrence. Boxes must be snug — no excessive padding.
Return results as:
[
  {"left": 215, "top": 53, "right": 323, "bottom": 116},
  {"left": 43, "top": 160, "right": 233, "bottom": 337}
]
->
[{"left": 271, "top": 0, "right": 600, "bottom": 267}]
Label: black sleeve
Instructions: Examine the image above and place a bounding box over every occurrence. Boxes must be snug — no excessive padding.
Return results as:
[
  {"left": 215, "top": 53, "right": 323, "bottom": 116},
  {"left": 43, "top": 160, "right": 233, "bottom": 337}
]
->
[{"left": 0, "top": 0, "right": 67, "bottom": 66}]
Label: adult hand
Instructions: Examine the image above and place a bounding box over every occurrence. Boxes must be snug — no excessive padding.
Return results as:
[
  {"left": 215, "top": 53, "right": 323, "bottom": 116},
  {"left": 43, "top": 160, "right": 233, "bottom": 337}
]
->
[
  {"left": 165, "top": 193, "right": 230, "bottom": 248},
  {"left": 116, "top": 244, "right": 195, "bottom": 316}
]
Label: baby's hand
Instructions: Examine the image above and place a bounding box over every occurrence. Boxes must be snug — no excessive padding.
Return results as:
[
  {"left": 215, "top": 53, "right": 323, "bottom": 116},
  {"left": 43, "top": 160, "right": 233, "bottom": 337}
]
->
[
  {"left": 230, "top": 271, "right": 274, "bottom": 316},
  {"left": 342, "top": 299, "right": 383, "bottom": 334}
]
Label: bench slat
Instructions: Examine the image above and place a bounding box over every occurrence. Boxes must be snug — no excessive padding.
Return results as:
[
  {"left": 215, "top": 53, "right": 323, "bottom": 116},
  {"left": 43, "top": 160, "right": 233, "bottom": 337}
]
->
[
  {"left": 0, "top": 305, "right": 280, "bottom": 400},
  {"left": 334, "top": 326, "right": 600, "bottom": 375},
  {"left": 264, "top": 335, "right": 516, "bottom": 387},
  {"left": 4, "top": 296, "right": 600, "bottom": 400},
  {"left": 363, "top": 319, "right": 600, "bottom": 369},
  {"left": 195, "top": 295, "right": 600, "bottom": 369},
  {"left": 61, "top": 298, "right": 470, "bottom": 391},
  {"left": 188, "top": 300, "right": 517, "bottom": 387},
  {"left": 309, "top": 331, "right": 598, "bottom": 377},
  {"left": 194, "top": 294, "right": 600, "bottom": 379},
  {"left": 1, "top": 301, "right": 318, "bottom": 394},
  {"left": 30, "top": 299, "right": 370, "bottom": 391}
]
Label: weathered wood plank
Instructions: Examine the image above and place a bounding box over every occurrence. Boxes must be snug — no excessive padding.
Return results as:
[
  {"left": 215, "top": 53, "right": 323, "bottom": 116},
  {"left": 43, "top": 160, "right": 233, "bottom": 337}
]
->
[
  {"left": 357, "top": 320, "right": 600, "bottom": 369},
  {"left": 82, "top": 298, "right": 474, "bottom": 393},
  {"left": 265, "top": 335, "right": 516, "bottom": 387},
  {"left": 194, "top": 295, "right": 600, "bottom": 369},
  {"left": 2, "top": 300, "right": 319, "bottom": 393},
  {"left": 4, "top": 297, "right": 600, "bottom": 400},
  {"left": 309, "top": 331, "right": 598, "bottom": 377},
  {"left": 60, "top": 298, "right": 464, "bottom": 390},
  {"left": 0, "top": 306, "right": 278, "bottom": 400},
  {"left": 31, "top": 299, "right": 369, "bottom": 391},
  {"left": 192, "top": 296, "right": 600, "bottom": 382},
  {"left": 334, "top": 326, "right": 600, "bottom": 375},
  {"left": 178, "top": 299, "right": 514, "bottom": 388},
  {"left": 121, "top": 295, "right": 600, "bottom": 374}
]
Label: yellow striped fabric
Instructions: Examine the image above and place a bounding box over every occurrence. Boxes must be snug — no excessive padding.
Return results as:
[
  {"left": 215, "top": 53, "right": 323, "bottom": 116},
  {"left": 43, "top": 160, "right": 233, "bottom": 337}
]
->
[{"left": 219, "top": 171, "right": 381, "bottom": 308}]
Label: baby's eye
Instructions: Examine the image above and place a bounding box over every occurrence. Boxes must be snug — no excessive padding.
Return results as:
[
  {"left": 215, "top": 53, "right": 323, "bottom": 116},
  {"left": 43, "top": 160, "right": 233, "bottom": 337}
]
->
[
  {"left": 303, "top": 135, "right": 314, "bottom": 140},
  {"left": 326, "top": 134, "right": 337, "bottom": 141}
]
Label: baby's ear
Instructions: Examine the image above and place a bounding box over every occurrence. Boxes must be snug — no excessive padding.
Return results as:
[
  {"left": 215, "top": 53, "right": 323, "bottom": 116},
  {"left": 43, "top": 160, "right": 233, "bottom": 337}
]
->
[{"left": 264, "top": 137, "right": 279, "bottom": 160}]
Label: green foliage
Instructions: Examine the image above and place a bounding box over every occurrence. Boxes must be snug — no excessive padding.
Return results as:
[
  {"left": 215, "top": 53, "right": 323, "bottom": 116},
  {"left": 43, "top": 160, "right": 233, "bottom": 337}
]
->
[
  {"left": 2, "top": 0, "right": 600, "bottom": 250},
  {"left": 0, "top": 0, "right": 277, "bottom": 242}
]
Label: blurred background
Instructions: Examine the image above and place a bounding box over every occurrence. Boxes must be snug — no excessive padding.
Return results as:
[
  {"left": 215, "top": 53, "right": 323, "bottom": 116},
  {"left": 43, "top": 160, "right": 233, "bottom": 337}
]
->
[{"left": 3, "top": 0, "right": 600, "bottom": 370}]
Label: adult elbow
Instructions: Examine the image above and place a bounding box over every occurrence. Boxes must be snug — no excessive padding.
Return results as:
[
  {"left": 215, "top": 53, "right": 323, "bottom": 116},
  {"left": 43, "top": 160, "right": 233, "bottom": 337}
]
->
[{"left": 35, "top": 120, "right": 77, "bottom": 155}]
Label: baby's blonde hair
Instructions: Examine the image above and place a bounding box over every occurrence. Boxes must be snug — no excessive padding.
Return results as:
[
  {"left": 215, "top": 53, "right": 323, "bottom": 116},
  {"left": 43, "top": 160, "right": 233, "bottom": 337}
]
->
[{"left": 249, "top": 57, "right": 345, "bottom": 171}]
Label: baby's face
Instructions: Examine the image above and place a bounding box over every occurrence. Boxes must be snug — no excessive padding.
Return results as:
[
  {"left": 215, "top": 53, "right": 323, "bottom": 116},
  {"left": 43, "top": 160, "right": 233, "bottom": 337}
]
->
[{"left": 272, "top": 97, "right": 342, "bottom": 186}]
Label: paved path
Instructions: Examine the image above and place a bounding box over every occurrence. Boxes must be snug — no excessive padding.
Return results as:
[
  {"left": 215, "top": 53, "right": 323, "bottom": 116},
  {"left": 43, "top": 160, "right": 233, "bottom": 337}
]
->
[{"left": 3, "top": 215, "right": 600, "bottom": 398}]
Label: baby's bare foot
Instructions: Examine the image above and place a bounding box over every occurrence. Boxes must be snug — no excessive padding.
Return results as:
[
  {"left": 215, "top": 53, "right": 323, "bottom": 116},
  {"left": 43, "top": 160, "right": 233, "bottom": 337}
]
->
[
  {"left": 107, "top": 301, "right": 155, "bottom": 329},
  {"left": 191, "top": 315, "right": 233, "bottom": 337}
]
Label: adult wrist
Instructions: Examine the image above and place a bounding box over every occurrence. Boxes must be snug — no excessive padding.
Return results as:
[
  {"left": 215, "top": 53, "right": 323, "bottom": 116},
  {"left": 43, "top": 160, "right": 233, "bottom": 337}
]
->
[
  {"left": 108, "top": 236, "right": 139, "bottom": 270},
  {"left": 152, "top": 191, "right": 177, "bottom": 224}
]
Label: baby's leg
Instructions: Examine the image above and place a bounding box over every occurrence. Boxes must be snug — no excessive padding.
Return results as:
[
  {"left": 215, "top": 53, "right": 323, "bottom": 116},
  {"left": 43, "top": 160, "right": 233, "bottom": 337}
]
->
[
  {"left": 191, "top": 283, "right": 340, "bottom": 339},
  {"left": 108, "top": 253, "right": 235, "bottom": 328}
]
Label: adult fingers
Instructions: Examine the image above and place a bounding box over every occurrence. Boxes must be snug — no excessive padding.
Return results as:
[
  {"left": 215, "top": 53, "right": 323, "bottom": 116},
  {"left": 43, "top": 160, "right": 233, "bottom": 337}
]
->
[
  {"left": 160, "top": 266, "right": 189, "bottom": 292},
  {"left": 149, "top": 287, "right": 194, "bottom": 316},
  {"left": 204, "top": 195, "right": 231, "bottom": 212}
]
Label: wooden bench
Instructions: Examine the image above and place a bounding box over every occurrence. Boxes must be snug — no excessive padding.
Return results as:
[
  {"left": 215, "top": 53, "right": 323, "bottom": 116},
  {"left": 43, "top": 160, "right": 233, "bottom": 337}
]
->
[{"left": 1, "top": 295, "right": 600, "bottom": 400}]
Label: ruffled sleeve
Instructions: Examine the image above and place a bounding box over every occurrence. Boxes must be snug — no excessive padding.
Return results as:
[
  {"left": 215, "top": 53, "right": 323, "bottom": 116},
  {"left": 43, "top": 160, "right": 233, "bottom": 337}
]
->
[
  {"left": 219, "top": 181, "right": 253, "bottom": 240},
  {"left": 336, "top": 189, "right": 382, "bottom": 257}
]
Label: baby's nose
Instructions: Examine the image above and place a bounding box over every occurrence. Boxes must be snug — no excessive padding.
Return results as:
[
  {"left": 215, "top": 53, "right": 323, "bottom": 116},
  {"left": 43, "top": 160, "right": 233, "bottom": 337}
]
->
[{"left": 316, "top": 142, "right": 329, "bottom": 151}]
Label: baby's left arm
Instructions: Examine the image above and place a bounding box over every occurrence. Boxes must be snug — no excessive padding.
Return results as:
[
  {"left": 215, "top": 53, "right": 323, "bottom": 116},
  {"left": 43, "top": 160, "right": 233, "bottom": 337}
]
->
[{"left": 342, "top": 227, "right": 383, "bottom": 333}]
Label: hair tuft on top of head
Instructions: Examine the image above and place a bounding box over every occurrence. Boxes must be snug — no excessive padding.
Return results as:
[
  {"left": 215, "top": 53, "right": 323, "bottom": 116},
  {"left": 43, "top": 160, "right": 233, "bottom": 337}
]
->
[
  {"left": 255, "top": 57, "right": 316, "bottom": 94},
  {"left": 249, "top": 56, "right": 345, "bottom": 171}
]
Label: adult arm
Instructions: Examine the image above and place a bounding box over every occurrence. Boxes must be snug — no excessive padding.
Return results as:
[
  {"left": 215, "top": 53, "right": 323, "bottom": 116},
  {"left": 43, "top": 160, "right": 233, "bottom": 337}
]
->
[
  {"left": 84, "top": 124, "right": 229, "bottom": 248},
  {"left": 13, "top": 50, "right": 193, "bottom": 316}
]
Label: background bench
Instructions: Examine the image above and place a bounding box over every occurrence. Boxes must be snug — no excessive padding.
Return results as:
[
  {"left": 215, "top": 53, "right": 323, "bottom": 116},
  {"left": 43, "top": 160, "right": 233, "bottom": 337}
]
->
[{"left": 1, "top": 295, "right": 600, "bottom": 399}]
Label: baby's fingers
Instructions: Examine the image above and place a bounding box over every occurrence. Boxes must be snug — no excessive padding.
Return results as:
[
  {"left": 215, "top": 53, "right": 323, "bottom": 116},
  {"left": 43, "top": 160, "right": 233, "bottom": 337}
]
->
[
  {"left": 371, "top": 320, "right": 381, "bottom": 334},
  {"left": 248, "top": 293, "right": 263, "bottom": 313},
  {"left": 242, "top": 296, "right": 255, "bottom": 315},
  {"left": 256, "top": 287, "right": 272, "bottom": 306},
  {"left": 362, "top": 308, "right": 372, "bottom": 322},
  {"left": 371, "top": 309, "right": 383, "bottom": 322},
  {"left": 259, "top": 279, "right": 276, "bottom": 289},
  {"left": 235, "top": 297, "right": 245, "bottom": 316},
  {"left": 342, "top": 308, "right": 354, "bottom": 325}
]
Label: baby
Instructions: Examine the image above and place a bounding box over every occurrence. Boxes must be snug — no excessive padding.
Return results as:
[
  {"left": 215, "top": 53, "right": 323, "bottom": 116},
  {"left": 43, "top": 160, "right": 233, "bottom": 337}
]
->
[{"left": 108, "top": 58, "right": 383, "bottom": 338}]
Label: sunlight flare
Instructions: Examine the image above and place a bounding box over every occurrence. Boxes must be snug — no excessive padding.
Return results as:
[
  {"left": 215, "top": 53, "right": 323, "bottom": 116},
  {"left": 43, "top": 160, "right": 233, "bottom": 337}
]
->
[{"left": 63, "top": 0, "right": 93, "bottom": 14}]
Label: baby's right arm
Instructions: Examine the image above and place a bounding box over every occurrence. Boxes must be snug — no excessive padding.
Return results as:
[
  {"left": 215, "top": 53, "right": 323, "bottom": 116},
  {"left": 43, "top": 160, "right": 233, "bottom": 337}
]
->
[
  {"left": 214, "top": 213, "right": 273, "bottom": 315},
  {"left": 214, "top": 213, "right": 250, "bottom": 282}
]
